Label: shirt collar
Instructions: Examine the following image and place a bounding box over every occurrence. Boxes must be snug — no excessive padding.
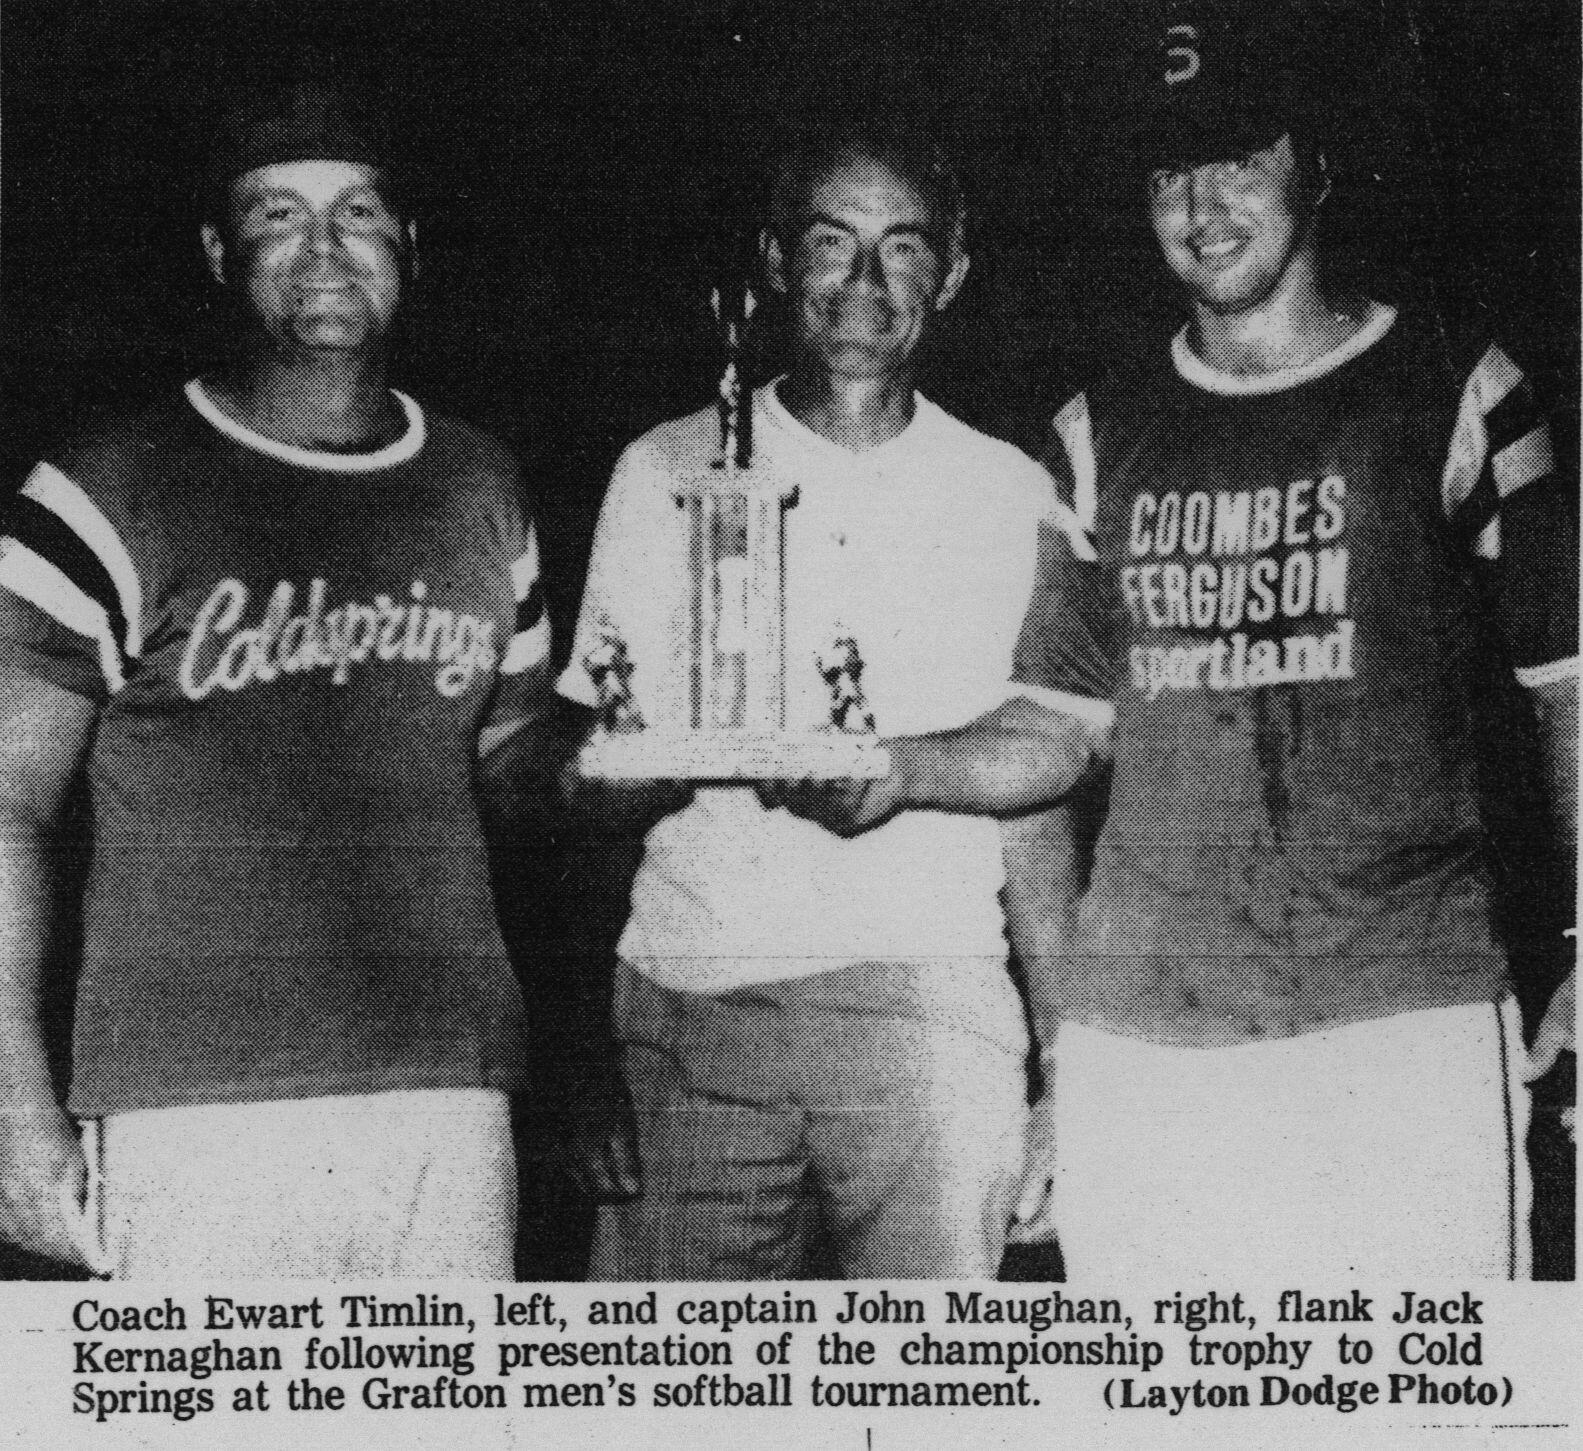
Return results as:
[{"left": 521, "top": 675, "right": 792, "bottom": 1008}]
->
[
  {"left": 1171, "top": 301, "right": 1397, "bottom": 397},
  {"left": 185, "top": 378, "right": 426, "bottom": 472}
]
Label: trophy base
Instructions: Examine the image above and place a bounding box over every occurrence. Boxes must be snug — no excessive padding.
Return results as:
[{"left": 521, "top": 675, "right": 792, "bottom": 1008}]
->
[{"left": 578, "top": 728, "right": 892, "bottom": 781}]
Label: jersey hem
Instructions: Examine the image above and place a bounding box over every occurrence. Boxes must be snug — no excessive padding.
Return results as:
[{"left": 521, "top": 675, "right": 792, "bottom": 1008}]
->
[
  {"left": 1051, "top": 976, "right": 1506, "bottom": 1049},
  {"left": 65, "top": 1062, "right": 527, "bottom": 1120}
]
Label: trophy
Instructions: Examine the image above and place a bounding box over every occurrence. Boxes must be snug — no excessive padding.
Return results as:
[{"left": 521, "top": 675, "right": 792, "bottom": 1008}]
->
[{"left": 577, "top": 281, "right": 890, "bottom": 781}]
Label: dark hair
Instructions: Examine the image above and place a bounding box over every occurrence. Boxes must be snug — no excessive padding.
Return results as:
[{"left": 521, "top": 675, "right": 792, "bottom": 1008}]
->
[{"left": 766, "top": 117, "right": 967, "bottom": 253}]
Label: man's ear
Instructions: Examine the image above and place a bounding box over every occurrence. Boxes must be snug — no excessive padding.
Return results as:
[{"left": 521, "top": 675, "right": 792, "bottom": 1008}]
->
[
  {"left": 760, "top": 228, "right": 788, "bottom": 295},
  {"left": 201, "top": 223, "right": 226, "bottom": 286},
  {"left": 935, "top": 241, "right": 970, "bottom": 312}
]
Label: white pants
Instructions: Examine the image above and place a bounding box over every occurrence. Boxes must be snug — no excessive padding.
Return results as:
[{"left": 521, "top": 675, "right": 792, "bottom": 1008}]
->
[
  {"left": 1051, "top": 999, "right": 1532, "bottom": 1280},
  {"left": 83, "top": 1088, "right": 516, "bottom": 1279}
]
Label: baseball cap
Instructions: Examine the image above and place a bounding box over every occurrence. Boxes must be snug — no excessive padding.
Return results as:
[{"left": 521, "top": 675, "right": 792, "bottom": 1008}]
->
[
  {"left": 1133, "top": 8, "right": 1315, "bottom": 174},
  {"left": 203, "top": 85, "right": 397, "bottom": 221}
]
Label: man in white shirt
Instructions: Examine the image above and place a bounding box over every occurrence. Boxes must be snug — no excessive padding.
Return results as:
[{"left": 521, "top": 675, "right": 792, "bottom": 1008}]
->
[{"left": 559, "top": 120, "right": 1054, "bottom": 1277}]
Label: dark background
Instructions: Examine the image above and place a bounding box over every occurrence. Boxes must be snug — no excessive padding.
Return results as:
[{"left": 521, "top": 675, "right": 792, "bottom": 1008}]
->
[{"left": 2, "top": 0, "right": 1576, "bottom": 1278}]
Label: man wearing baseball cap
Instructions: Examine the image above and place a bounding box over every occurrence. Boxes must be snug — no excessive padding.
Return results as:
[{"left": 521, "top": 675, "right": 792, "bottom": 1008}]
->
[
  {"left": 0, "top": 85, "right": 561, "bottom": 1276},
  {"left": 792, "top": 10, "right": 1576, "bottom": 1276}
]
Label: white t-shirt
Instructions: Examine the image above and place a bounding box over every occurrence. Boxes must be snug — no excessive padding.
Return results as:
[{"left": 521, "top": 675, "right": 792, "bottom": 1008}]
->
[{"left": 559, "top": 384, "right": 1053, "bottom": 993}]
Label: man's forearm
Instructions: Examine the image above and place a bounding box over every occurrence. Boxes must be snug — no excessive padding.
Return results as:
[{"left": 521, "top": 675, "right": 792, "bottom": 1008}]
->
[
  {"left": 1529, "top": 675, "right": 1579, "bottom": 869},
  {"left": 1002, "top": 775, "right": 1109, "bottom": 1053},
  {"left": 892, "top": 696, "right": 1108, "bottom": 818},
  {"left": 0, "top": 822, "right": 66, "bottom": 1107}
]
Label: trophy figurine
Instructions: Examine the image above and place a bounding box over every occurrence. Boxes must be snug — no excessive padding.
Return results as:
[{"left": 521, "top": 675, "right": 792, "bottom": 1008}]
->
[
  {"left": 584, "top": 616, "right": 644, "bottom": 733},
  {"left": 818, "top": 635, "right": 876, "bottom": 736},
  {"left": 577, "top": 281, "right": 890, "bottom": 782}
]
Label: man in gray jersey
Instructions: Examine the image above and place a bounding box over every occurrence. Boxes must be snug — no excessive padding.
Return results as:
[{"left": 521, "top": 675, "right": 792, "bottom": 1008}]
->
[{"left": 0, "top": 86, "right": 561, "bottom": 1277}]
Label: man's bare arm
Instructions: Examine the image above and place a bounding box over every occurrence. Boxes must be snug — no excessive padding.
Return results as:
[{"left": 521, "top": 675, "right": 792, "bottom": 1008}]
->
[
  {"left": 0, "top": 668, "right": 97, "bottom": 1264},
  {"left": 477, "top": 698, "right": 652, "bottom": 1201},
  {"left": 1525, "top": 673, "right": 1578, "bottom": 1079},
  {"left": 1002, "top": 769, "right": 1110, "bottom": 1241},
  {"left": 764, "top": 695, "right": 1114, "bottom": 836},
  {"left": 1003, "top": 774, "right": 1110, "bottom": 1039}
]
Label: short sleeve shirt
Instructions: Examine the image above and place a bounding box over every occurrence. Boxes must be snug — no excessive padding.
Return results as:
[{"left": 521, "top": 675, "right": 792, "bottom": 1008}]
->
[
  {"left": 1012, "top": 307, "right": 1578, "bottom": 1041},
  {"left": 0, "top": 382, "right": 555, "bottom": 1114},
  {"left": 559, "top": 385, "right": 1055, "bottom": 997}
]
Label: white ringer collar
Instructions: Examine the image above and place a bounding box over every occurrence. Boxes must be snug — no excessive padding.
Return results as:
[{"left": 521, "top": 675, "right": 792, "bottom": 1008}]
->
[
  {"left": 1171, "top": 301, "right": 1397, "bottom": 397},
  {"left": 185, "top": 378, "right": 426, "bottom": 472}
]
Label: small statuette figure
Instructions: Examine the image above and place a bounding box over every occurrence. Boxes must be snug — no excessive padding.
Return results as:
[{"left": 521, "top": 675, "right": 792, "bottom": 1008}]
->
[
  {"left": 818, "top": 634, "right": 876, "bottom": 734},
  {"left": 710, "top": 284, "right": 757, "bottom": 471},
  {"left": 584, "top": 619, "right": 644, "bottom": 732}
]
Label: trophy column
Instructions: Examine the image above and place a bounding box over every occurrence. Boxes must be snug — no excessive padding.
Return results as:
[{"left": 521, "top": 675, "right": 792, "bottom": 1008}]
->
[
  {"left": 578, "top": 460, "right": 889, "bottom": 781},
  {"left": 576, "top": 278, "right": 889, "bottom": 782},
  {"left": 682, "top": 478, "right": 790, "bottom": 735}
]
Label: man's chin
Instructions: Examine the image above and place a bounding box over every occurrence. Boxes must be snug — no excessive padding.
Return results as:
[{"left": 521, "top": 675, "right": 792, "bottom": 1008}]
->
[
  {"left": 816, "top": 339, "right": 912, "bottom": 375},
  {"left": 276, "top": 319, "right": 378, "bottom": 352},
  {"left": 1175, "top": 261, "right": 1283, "bottom": 318}
]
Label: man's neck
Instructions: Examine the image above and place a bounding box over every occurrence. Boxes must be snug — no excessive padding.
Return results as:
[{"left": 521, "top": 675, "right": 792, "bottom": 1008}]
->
[
  {"left": 776, "top": 370, "right": 917, "bottom": 452},
  {"left": 207, "top": 349, "right": 401, "bottom": 452},
  {"left": 1189, "top": 254, "right": 1365, "bottom": 379}
]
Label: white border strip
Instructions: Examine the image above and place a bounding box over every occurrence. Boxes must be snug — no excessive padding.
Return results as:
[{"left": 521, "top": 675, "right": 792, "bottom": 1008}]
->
[
  {"left": 1172, "top": 302, "right": 1396, "bottom": 397},
  {"left": 22, "top": 463, "right": 144, "bottom": 657},
  {"left": 184, "top": 379, "right": 425, "bottom": 472},
  {"left": 1005, "top": 681, "right": 1117, "bottom": 730},
  {"left": 1492, "top": 425, "right": 1554, "bottom": 498},
  {"left": 500, "top": 616, "right": 551, "bottom": 676},
  {"left": 0, "top": 542, "right": 124, "bottom": 691},
  {"left": 1514, "top": 656, "right": 1579, "bottom": 690},
  {"left": 1052, "top": 392, "right": 1097, "bottom": 533},
  {"left": 511, "top": 531, "right": 541, "bottom": 603},
  {"left": 477, "top": 718, "right": 527, "bottom": 761}
]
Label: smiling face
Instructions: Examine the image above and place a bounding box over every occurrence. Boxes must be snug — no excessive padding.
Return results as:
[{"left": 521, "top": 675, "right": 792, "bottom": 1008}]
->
[
  {"left": 765, "top": 150, "right": 968, "bottom": 381},
  {"left": 204, "top": 159, "right": 412, "bottom": 352},
  {"left": 1147, "top": 133, "right": 1317, "bottom": 317}
]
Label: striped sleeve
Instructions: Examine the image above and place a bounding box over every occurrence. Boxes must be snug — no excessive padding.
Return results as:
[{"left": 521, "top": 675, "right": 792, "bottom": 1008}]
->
[
  {"left": 1008, "top": 392, "right": 1120, "bottom": 720},
  {"left": 499, "top": 521, "right": 551, "bottom": 679},
  {"left": 478, "top": 516, "right": 556, "bottom": 760},
  {"left": 1441, "top": 343, "right": 1578, "bottom": 687},
  {"left": 554, "top": 438, "right": 686, "bottom": 726},
  {"left": 0, "top": 461, "right": 145, "bottom": 698},
  {"left": 1049, "top": 391, "right": 1099, "bottom": 549}
]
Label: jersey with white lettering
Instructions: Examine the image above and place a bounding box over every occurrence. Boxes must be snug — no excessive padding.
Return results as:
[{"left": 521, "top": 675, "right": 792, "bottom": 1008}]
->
[
  {"left": 0, "top": 382, "right": 554, "bottom": 1114},
  {"left": 1012, "top": 306, "right": 1578, "bottom": 1043}
]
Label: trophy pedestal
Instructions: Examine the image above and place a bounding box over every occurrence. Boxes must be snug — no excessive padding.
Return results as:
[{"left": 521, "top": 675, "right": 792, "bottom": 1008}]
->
[
  {"left": 579, "top": 728, "right": 891, "bottom": 782},
  {"left": 578, "top": 362, "right": 888, "bottom": 785}
]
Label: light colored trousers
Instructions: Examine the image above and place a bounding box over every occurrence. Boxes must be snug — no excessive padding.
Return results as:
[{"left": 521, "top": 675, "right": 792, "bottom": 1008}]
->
[
  {"left": 592, "top": 959, "right": 1029, "bottom": 1280},
  {"left": 1050, "top": 997, "right": 1533, "bottom": 1280},
  {"left": 82, "top": 1087, "right": 516, "bottom": 1278}
]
